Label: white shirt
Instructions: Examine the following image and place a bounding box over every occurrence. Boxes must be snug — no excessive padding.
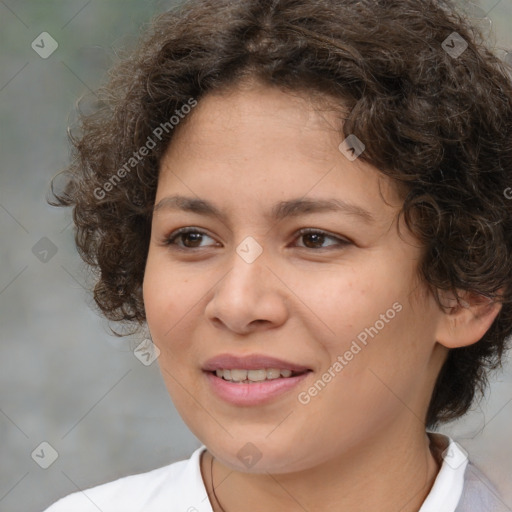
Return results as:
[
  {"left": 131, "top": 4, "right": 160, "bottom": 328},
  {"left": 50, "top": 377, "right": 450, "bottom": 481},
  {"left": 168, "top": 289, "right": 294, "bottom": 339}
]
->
[{"left": 43, "top": 433, "right": 508, "bottom": 512}]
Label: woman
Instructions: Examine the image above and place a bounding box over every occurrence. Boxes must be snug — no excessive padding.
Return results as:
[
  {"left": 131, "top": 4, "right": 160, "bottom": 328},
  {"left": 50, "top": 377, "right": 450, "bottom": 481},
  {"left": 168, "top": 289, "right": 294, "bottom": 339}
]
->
[{"left": 44, "top": 0, "right": 512, "bottom": 510}]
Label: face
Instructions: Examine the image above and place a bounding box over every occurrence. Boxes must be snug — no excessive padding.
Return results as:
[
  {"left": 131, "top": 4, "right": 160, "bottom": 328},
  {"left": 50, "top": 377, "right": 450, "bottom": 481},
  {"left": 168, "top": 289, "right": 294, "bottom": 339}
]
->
[{"left": 142, "top": 80, "right": 448, "bottom": 474}]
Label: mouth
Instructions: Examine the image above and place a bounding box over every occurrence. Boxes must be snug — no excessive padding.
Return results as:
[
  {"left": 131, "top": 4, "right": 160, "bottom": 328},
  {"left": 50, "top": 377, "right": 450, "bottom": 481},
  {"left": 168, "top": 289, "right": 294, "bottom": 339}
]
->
[
  {"left": 202, "top": 354, "right": 313, "bottom": 405},
  {"left": 208, "top": 368, "right": 310, "bottom": 383}
]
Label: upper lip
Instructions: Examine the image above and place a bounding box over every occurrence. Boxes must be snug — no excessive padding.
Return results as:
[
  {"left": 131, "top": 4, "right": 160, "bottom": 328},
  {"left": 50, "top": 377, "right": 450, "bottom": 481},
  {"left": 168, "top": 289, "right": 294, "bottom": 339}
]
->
[{"left": 202, "top": 353, "right": 311, "bottom": 372}]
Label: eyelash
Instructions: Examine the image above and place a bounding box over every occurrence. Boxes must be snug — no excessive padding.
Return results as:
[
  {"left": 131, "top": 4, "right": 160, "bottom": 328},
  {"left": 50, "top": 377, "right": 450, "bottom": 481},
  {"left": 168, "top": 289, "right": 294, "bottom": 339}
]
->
[{"left": 162, "top": 227, "right": 351, "bottom": 251}]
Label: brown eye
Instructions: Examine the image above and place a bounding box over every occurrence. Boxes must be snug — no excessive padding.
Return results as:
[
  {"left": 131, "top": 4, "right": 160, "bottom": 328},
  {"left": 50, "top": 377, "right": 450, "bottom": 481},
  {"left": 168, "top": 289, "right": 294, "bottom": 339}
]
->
[
  {"left": 162, "top": 227, "right": 350, "bottom": 251},
  {"left": 295, "top": 229, "right": 350, "bottom": 250},
  {"left": 164, "top": 228, "right": 216, "bottom": 249}
]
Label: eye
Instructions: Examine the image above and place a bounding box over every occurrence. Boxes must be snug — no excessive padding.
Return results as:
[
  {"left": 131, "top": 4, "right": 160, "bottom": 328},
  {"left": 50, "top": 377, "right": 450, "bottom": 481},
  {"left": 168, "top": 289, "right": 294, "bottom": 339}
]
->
[
  {"left": 163, "top": 227, "right": 217, "bottom": 249},
  {"left": 162, "top": 227, "right": 351, "bottom": 251},
  {"left": 293, "top": 228, "right": 351, "bottom": 250}
]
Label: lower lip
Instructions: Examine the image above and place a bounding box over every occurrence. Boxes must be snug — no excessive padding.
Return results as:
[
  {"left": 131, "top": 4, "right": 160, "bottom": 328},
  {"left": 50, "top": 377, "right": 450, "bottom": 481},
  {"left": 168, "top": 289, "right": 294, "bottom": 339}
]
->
[{"left": 204, "top": 371, "right": 311, "bottom": 406}]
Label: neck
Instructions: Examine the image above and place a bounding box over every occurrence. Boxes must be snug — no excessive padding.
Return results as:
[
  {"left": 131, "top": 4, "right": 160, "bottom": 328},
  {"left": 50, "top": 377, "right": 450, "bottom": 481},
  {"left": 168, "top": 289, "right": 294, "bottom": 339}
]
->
[{"left": 201, "top": 422, "right": 441, "bottom": 512}]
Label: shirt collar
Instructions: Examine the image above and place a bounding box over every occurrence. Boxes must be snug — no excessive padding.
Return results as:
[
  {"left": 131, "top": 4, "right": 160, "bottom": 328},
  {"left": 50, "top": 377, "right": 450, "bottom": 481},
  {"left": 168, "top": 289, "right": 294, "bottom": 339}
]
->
[{"left": 418, "top": 432, "right": 468, "bottom": 512}]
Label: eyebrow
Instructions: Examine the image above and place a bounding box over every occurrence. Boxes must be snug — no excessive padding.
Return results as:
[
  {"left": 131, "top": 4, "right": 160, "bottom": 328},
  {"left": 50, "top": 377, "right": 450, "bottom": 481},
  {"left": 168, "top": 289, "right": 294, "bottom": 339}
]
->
[{"left": 153, "top": 195, "right": 375, "bottom": 224}]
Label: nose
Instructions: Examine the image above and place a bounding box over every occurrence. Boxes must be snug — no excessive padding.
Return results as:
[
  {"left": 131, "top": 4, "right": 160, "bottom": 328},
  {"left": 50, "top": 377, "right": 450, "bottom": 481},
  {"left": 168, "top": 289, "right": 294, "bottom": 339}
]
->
[{"left": 204, "top": 243, "right": 288, "bottom": 335}]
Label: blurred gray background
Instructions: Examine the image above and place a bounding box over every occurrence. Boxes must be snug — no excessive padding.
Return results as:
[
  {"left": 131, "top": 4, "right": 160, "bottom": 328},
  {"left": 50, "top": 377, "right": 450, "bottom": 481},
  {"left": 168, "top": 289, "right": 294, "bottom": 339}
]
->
[{"left": 0, "top": 1, "right": 511, "bottom": 511}]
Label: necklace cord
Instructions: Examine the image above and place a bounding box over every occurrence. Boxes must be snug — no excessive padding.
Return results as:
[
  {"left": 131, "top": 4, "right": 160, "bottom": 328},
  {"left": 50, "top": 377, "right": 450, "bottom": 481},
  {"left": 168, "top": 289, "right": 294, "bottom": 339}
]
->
[{"left": 210, "top": 452, "right": 227, "bottom": 512}]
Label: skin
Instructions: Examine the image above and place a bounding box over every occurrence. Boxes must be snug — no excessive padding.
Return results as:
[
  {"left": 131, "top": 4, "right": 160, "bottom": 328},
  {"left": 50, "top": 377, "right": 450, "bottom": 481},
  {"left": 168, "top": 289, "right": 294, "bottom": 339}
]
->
[{"left": 142, "top": 78, "right": 502, "bottom": 512}]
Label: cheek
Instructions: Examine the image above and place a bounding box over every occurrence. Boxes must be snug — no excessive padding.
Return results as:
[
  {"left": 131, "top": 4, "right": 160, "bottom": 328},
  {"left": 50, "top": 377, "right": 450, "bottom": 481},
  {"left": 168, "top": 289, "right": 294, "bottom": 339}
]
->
[
  {"left": 142, "top": 258, "right": 206, "bottom": 405},
  {"left": 142, "top": 254, "right": 198, "bottom": 351},
  {"left": 306, "top": 266, "right": 403, "bottom": 350},
  {"left": 305, "top": 263, "right": 431, "bottom": 397},
  {"left": 144, "top": 250, "right": 193, "bottom": 315},
  {"left": 313, "top": 298, "right": 436, "bottom": 431}
]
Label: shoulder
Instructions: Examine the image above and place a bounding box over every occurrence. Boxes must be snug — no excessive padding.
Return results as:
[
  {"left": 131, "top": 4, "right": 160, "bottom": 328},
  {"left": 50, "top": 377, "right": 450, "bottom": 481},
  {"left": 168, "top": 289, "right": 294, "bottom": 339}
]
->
[
  {"left": 422, "top": 432, "right": 510, "bottom": 512},
  {"left": 456, "top": 461, "right": 510, "bottom": 512},
  {"left": 41, "top": 445, "right": 211, "bottom": 512}
]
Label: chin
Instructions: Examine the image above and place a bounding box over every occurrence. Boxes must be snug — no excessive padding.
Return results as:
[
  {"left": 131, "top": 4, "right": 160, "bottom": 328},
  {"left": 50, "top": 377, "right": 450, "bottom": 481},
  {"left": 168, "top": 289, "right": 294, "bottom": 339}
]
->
[{"left": 208, "top": 436, "right": 312, "bottom": 474}]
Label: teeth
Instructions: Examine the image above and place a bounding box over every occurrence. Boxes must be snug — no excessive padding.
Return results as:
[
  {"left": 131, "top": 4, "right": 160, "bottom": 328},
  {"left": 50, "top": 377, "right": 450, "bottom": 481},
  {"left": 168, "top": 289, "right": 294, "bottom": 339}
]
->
[
  {"left": 214, "top": 368, "right": 298, "bottom": 382},
  {"left": 247, "top": 369, "right": 267, "bottom": 381},
  {"left": 267, "top": 368, "right": 282, "bottom": 379},
  {"left": 230, "top": 369, "right": 248, "bottom": 382}
]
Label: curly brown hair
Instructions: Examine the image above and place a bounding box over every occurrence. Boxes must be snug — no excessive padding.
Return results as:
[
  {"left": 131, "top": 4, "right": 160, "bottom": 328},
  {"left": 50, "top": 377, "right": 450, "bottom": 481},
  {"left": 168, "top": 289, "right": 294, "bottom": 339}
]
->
[{"left": 49, "top": 0, "right": 512, "bottom": 429}]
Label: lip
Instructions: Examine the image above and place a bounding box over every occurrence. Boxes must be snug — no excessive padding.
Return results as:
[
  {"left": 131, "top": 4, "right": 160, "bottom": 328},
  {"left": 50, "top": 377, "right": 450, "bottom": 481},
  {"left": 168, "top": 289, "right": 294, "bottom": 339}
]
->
[
  {"left": 202, "top": 353, "right": 312, "bottom": 406},
  {"left": 204, "top": 370, "right": 311, "bottom": 406},
  {"left": 202, "top": 353, "right": 311, "bottom": 372}
]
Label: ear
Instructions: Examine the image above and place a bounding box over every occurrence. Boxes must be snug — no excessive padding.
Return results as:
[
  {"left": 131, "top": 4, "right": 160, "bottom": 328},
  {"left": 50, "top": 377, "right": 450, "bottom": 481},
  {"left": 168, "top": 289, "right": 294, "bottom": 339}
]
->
[{"left": 435, "top": 289, "right": 503, "bottom": 349}]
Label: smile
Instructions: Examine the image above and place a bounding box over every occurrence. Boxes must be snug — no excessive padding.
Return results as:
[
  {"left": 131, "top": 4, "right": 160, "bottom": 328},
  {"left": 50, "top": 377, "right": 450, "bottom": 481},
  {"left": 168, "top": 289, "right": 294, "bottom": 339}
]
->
[
  {"left": 205, "top": 369, "right": 312, "bottom": 406},
  {"left": 213, "top": 368, "right": 306, "bottom": 382}
]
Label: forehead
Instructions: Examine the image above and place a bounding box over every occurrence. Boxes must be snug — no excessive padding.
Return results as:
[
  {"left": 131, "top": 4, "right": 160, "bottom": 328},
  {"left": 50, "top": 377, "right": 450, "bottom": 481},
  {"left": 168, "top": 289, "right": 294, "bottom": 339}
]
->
[
  {"left": 156, "top": 82, "right": 402, "bottom": 221},
  {"left": 170, "top": 82, "right": 343, "bottom": 160}
]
